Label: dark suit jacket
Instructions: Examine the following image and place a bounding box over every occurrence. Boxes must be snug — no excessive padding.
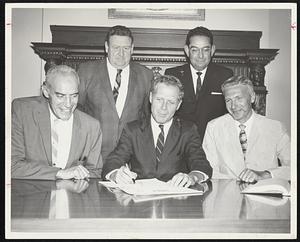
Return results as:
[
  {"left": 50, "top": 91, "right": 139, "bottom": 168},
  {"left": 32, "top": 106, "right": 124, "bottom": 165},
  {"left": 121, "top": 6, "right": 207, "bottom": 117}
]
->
[
  {"left": 11, "top": 96, "right": 103, "bottom": 180},
  {"left": 165, "top": 62, "right": 233, "bottom": 142},
  {"left": 77, "top": 59, "right": 153, "bottom": 160},
  {"left": 102, "top": 117, "right": 212, "bottom": 181}
]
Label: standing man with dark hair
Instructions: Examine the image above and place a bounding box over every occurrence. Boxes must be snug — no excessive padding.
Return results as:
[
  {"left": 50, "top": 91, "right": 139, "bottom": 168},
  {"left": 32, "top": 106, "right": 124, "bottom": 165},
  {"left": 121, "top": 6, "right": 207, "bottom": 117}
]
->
[
  {"left": 77, "top": 25, "right": 154, "bottom": 160},
  {"left": 165, "top": 26, "right": 233, "bottom": 142}
]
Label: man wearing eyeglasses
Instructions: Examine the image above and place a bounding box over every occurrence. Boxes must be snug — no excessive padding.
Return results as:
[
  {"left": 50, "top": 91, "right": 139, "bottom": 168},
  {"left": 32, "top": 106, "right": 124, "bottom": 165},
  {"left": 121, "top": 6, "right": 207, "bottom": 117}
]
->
[{"left": 165, "top": 26, "right": 233, "bottom": 143}]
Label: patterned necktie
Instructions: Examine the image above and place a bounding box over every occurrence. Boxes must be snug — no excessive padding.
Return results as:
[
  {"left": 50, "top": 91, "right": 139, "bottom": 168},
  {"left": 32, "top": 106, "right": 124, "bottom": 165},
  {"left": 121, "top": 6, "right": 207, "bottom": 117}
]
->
[
  {"left": 112, "top": 69, "right": 122, "bottom": 102},
  {"left": 155, "top": 124, "right": 164, "bottom": 170},
  {"left": 51, "top": 119, "right": 59, "bottom": 167},
  {"left": 195, "top": 71, "right": 202, "bottom": 99},
  {"left": 239, "top": 124, "right": 247, "bottom": 160}
]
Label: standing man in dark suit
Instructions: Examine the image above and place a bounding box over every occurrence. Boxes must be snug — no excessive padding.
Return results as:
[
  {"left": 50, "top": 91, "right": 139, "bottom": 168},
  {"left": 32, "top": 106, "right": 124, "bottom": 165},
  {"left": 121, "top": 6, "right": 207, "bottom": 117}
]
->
[
  {"left": 102, "top": 75, "right": 212, "bottom": 187},
  {"left": 77, "top": 25, "right": 154, "bottom": 160},
  {"left": 11, "top": 65, "right": 103, "bottom": 180},
  {"left": 165, "top": 26, "right": 233, "bottom": 142}
]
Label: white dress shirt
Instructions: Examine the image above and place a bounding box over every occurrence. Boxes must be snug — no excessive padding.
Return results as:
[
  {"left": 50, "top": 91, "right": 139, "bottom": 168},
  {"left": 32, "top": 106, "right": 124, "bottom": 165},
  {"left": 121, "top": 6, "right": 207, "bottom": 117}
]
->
[
  {"left": 234, "top": 110, "right": 254, "bottom": 138},
  {"left": 49, "top": 106, "right": 73, "bottom": 169},
  {"left": 106, "top": 58, "right": 130, "bottom": 117},
  {"left": 190, "top": 64, "right": 208, "bottom": 94}
]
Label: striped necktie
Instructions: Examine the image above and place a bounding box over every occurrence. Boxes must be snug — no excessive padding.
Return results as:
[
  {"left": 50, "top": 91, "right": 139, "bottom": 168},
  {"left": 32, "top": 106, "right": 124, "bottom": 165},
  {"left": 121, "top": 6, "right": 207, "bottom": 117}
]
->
[
  {"left": 51, "top": 119, "right": 59, "bottom": 167},
  {"left": 155, "top": 124, "right": 164, "bottom": 170},
  {"left": 239, "top": 124, "right": 247, "bottom": 160},
  {"left": 113, "top": 69, "right": 122, "bottom": 102},
  {"left": 195, "top": 71, "right": 202, "bottom": 99}
]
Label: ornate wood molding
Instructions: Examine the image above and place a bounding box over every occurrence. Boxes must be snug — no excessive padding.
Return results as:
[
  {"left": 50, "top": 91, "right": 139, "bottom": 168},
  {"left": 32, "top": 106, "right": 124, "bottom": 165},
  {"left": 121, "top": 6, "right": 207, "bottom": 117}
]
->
[{"left": 31, "top": 25, "right": 278, "bottom": 115}]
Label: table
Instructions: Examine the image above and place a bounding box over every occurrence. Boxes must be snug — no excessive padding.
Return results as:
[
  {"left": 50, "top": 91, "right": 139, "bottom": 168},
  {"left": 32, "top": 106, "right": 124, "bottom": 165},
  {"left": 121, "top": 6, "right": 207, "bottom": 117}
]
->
[{"left": 8, "top": 178, "right": 291, "bottom": 239}]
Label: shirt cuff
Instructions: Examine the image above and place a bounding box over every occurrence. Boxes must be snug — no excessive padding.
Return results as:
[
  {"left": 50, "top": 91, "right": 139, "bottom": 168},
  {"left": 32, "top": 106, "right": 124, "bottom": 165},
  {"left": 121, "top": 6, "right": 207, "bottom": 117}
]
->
[
  {"left": 105, "top": 169, "right": 118, "bottom": 181},
  {"left": 189, "top": 170, "right": 209, "bottom": 183}
]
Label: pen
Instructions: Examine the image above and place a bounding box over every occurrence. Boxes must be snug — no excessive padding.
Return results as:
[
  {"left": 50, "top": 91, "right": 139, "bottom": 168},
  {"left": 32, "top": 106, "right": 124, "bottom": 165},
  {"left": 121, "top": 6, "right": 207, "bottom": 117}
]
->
[
  {"left": 79, "top": 156, "right": 87, "bottom": 166},
  {"left": 125, "top": 163, "right": 136, "bottom": 184}
]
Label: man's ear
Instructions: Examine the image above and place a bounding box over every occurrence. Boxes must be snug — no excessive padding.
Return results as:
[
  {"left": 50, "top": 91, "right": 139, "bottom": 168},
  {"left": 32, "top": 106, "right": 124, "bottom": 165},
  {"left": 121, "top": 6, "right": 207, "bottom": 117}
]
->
[
  {"left": 130, "top": 43, "right": 134, "bottom": 54},
  {"left": 250, "top": 91, "right": 256, "bottom": 104},
  {"left": 176, "top": 100, "right": 182, "bottom": 110},
  {"left": 210, "top": 44, "right": 216, "bottom": 56},
  {"left": 104, "top": 41, "right": 109, "bottom": 53},
  {"left": 149, "top": 92, "right": 153, "bottom": 104},
  {"left": 184, "top": 45, "right": 190, "bottom": 57},
  {"left": 41, "top": 84, "right": 50, "bottom": 98}
]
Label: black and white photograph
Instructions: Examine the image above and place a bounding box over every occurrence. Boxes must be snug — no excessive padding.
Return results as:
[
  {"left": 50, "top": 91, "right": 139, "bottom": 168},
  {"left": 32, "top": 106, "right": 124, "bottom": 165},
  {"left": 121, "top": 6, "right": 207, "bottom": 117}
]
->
[{"left": 5, "top": 2, "right": 297, "bottom": 239}]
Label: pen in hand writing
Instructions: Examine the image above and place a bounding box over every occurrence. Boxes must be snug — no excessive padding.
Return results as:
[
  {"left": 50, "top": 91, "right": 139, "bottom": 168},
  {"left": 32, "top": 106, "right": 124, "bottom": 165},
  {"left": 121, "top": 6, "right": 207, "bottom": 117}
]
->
[{"left": 125, "top": 163, "right": 136, "bottom": 184}]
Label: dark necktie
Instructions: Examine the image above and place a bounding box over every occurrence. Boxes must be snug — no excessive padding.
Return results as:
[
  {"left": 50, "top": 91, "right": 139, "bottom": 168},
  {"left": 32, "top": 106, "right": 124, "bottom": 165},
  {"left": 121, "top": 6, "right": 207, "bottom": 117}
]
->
[
  {"left": 195, "top": 71, "right": 202, "bottom": 99},
  {"left": 113, "top": 69, "right": 122, "bottom": 102},
  {"left": 155, "top": 124, "right": 164, "bottom": 170},
  {"left": 239, "top": 124, "right": 247, "bottom": 160}
]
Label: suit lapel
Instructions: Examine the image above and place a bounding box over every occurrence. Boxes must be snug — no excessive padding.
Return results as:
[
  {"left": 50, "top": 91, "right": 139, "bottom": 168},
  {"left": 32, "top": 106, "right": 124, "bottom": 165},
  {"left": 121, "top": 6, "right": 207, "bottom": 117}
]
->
[
  {"left": 247, "top": 112, "right": 260, "bottom": 154},
  {"left": 183, "top": 64, "right": 196, "bottom": 100},
  {"left": 161, "top": 119, "right": 181, "bottom": 162},
  {"left": 199, "top": 63, "right": 214, "bottom": 98},
  {"left": 101, "top": 60, "right": 118, "bottom": 111},
  {"left": 222, "top": 116, "right": 245, "bottom": 175},
  {"left": 140, "top": 121, "right": 156, "bottom": 165},
  {"left": 35, "top": 98, "right": 52, "bottom": 165},
  {"left": 120, "top": 64, "right": 137, "bottom": 121},
  {"left": 66, "top": 110, "right": 82, "bottom": 168}
]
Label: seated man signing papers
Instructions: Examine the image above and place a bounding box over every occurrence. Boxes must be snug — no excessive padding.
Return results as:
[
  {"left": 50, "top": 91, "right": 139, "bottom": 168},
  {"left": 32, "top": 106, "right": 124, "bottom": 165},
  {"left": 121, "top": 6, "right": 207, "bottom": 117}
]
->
[
  {"left": 102, "top": 75, "right": 212, "bottom": 187},
  {"left": 11, "top": 65, "right": 103, "bottom": 180},
  {"left": 202, "top": 75, "right": 290, "bottom": 183}
]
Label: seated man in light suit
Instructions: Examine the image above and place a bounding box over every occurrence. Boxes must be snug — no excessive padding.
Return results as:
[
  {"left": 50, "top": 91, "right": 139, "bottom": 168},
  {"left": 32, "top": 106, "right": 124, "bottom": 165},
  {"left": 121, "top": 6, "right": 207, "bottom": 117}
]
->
[
  {"left": 102, "top": 75, "right": 212, "bottom": 187},
  {"left": 202, "top": 75, "right": 290, "bottom": 182},
  {"left": 12, "top": 65, "right": 103, "bottom": 180}
]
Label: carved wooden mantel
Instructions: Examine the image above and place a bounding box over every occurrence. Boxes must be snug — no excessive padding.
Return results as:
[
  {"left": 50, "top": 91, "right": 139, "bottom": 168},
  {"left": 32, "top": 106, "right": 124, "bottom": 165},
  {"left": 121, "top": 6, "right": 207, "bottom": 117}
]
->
[{"left": 31, "top": 25, "right": 278, "bottom": 115}]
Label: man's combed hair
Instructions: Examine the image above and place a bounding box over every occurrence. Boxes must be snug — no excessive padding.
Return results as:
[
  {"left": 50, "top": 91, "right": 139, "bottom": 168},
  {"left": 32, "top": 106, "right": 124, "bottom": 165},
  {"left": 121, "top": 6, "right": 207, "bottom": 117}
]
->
[
  {"left": 105, "top": 25, "right": 134, "bottom": 44},
  {"left": 151, "top": 75, "right": 184, "bottom": 101},
  {"left": 45, "top": 65, "right": 79, "bottom": 87},
  {"left": 221, "top": 75, "right": 254, "bottom": 94},
  {"left": 185, "top": 26, "right": 214, "bottom": 46}
]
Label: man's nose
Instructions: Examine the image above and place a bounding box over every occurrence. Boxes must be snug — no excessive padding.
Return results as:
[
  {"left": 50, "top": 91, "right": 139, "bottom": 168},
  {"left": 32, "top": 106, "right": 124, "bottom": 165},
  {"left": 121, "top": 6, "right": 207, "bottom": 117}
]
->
[
  {"left": 118, "top": 48, "right": 124, "bottom": 56},
  {"left": 64, "top": 96, "right": 72, "bottom": 107},
  {"left": 231, "top": 100, "right": 237, "bottom": 109},
  {"left": 161, "top": 100, "right": 167, "bottom": 110},
  {"left": 198, "top": 49, "right": 204, "bottom": 58}
]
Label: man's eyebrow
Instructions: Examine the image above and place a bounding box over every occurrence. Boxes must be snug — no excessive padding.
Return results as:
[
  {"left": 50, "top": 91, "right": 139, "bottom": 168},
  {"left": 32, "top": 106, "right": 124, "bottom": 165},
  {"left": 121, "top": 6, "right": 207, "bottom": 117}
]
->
[{"left": 54, "top": 92, "right": 79, "bottom": 95}]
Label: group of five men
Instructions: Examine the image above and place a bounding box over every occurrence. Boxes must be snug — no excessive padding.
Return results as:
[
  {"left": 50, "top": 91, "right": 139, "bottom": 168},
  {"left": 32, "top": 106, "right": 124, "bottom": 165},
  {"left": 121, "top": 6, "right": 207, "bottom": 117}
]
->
[{"left": 11, "top": 25, "right": 290, "bottom": 187}]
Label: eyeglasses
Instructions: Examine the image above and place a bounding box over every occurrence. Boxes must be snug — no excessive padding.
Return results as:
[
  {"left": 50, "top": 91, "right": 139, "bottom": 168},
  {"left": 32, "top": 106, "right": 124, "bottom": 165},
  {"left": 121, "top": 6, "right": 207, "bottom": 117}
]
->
[{"left": 189, "top": 46, "right": 211, "bottom": 55}]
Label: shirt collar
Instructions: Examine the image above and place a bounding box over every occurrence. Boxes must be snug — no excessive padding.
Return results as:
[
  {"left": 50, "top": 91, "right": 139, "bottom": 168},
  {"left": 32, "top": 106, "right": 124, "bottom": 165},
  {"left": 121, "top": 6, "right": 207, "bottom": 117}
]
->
[
  {"left": 48, "top": 104, "right": 73, "bottom": 123},
  {"left": 150, "top": 115, "right": 173, "bottom": 131},
  {"left": 190, "top": 64, "right": 208, "bottom": 78},
  {"left": 234, "top": 109, "right": 254, "bottom": 130},
  {"left": 106, "top": 57, "right": 130, "bottom": 74}
]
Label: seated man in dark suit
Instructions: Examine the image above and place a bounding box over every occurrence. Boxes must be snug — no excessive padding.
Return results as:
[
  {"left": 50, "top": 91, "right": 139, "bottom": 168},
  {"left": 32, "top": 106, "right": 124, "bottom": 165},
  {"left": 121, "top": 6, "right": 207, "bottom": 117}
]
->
[
  {"left": 11, "top": 65, "right": 103, "bottom": 180},
  {"left": 102, "top": 75, "right": 212, "bottom": 187},
  {"left": 165, "top": 26, "right": 233, "bottom": 142}
]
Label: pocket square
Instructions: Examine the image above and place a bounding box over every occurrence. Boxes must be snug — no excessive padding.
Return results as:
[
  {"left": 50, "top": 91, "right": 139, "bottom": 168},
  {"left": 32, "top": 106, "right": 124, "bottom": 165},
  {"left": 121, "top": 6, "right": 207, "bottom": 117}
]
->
[{"left": 211, "top": 92, "right": 223, "bottom": 95}]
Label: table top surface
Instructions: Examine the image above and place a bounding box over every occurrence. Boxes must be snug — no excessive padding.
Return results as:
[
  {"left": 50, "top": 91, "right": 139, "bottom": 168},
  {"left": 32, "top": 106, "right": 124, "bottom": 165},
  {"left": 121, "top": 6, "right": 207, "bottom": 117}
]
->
[{"left": 9, "top": 178, "right": 292, "bottom": 238}]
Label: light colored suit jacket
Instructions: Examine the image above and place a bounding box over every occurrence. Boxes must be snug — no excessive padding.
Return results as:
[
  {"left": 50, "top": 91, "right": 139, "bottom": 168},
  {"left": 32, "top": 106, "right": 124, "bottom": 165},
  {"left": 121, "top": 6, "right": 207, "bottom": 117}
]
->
[
  {"left": 77, "top": 59, "right": 153, "bottom": 160},
  {"left": 11, "top": 96, "right": 103, "bottom": 180},
  {"left": 203, "top": 112, "right": 290, "bottom": 180}
]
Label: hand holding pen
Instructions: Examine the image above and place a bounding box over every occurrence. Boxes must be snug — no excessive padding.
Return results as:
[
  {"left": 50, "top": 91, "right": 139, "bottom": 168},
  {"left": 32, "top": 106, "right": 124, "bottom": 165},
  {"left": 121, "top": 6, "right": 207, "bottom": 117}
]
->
[{"left": 113, "top": 163, "right": 137, "bottom": 184}]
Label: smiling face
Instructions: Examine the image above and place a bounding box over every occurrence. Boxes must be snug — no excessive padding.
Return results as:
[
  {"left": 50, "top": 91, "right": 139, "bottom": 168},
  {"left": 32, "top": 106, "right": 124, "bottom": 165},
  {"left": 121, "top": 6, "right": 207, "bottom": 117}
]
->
[
  {"left": 184, "top": 35, "right": 215, "bottom": 71},
  {"left": 224, "top": 84, "right": 255, "bottom": 123},
  {"left": 105, "top": 35, "right": 134, "bottom": 69},
  {"left": 42, "top": 73, "right": 79, "bottom": 121},
  {"left": 150, "top": 83, "right": 182, "bottom": 124}
]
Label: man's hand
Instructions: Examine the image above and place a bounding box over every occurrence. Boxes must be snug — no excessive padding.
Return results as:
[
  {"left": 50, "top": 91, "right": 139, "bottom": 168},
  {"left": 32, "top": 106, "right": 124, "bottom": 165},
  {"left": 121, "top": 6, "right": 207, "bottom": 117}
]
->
[
  {"left": 238, "top": 168, "right": 271, "bottom": 183},
  {"left": 168, "top": 172, "right": 197, "bottom": 188},
  {"left": 109, "top": 165, "right": 137, "bottom": 184},
  {"left": 56, "top": 165, "right": 90, "bottom": 180},
  {"left": 56, "top": 179, "right": 89, "bottom": 193}
]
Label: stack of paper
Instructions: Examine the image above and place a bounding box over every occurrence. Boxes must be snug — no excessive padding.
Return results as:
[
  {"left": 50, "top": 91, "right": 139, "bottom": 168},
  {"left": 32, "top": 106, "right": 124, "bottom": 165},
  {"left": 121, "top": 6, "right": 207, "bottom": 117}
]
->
[{"left": 99, "top": 178, "right": 203, "bottom": 202}]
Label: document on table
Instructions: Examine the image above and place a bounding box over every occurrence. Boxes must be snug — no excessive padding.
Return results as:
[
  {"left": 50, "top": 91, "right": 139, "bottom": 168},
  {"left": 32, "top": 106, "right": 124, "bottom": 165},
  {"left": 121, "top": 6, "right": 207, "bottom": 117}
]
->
[{"left": 99, "top": 178, "right": 203, "bottom": 196}]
